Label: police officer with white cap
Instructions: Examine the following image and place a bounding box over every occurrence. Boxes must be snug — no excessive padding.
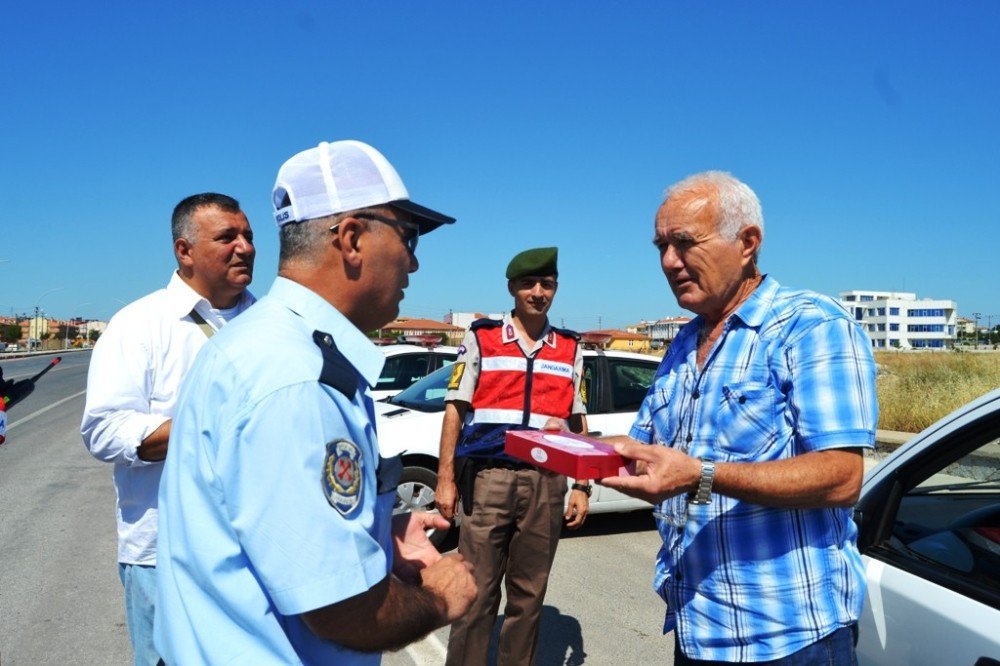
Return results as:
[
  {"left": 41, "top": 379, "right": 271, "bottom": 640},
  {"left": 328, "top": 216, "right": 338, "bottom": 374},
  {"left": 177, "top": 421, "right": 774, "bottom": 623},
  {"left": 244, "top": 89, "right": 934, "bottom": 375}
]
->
[{"left": 155, "top": 140, "right": 477, "bottom": 664}]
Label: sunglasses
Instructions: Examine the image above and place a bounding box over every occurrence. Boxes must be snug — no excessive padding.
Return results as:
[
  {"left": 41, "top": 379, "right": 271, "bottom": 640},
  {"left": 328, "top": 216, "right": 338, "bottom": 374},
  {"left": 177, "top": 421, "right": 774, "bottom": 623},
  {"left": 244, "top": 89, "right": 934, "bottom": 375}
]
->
[{"left": 330, "top": 213, "right": 420, "bottom": 255}]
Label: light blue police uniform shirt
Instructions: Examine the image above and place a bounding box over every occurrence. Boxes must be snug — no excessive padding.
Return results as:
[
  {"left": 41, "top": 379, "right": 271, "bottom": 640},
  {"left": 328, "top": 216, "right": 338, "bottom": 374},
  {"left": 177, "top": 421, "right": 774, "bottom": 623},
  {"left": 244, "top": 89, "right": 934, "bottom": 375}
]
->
[
  {"left": 155, "top": 277, "right": 393, "bottom": 665},
  {"left": 629, "top": 276, "right": 878, "bottom": 662}
]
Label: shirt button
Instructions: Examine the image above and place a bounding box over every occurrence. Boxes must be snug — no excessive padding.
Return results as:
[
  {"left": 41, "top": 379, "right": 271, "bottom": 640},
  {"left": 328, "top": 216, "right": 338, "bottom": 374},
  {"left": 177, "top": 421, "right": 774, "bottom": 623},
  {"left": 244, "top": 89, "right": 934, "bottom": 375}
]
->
[
  {"left": 686, "top": 434, "right": 693, "bottom": 443},
  {"left": 692, "top": 390, "right": 700, "bottom": 399}
]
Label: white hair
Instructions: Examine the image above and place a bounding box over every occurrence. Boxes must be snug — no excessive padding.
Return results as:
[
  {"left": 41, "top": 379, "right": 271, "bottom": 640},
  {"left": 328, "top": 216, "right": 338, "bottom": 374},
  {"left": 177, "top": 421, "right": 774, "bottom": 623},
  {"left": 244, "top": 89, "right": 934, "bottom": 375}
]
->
[{"left": 664, "top": 171, "right": 764, "bottom": 242}]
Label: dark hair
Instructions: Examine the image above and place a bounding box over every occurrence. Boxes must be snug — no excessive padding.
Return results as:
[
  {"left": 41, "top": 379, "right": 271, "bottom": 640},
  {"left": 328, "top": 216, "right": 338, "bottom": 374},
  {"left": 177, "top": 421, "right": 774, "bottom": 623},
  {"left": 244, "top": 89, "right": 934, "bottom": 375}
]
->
[{"left": 171, "top": 193, "right": 241, "bottom": 242}]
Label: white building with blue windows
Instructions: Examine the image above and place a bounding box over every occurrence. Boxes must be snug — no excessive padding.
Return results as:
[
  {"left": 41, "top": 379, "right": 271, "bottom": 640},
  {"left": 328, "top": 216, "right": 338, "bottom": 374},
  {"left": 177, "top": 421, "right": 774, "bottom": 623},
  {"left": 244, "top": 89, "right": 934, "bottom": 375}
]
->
[{"left": 838, "top": 290, "right": 958, "bottom": 350}]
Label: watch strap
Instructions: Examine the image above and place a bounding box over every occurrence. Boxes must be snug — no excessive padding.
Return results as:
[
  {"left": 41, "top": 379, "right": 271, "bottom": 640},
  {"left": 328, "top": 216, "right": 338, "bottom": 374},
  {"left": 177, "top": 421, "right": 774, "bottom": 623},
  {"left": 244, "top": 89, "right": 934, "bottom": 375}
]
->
[
  {"left": 571, "top": 482, "right": 592, "bottom": 497},
  {"left": 689, "top": 459, "right": 715, "bottom": 505}
]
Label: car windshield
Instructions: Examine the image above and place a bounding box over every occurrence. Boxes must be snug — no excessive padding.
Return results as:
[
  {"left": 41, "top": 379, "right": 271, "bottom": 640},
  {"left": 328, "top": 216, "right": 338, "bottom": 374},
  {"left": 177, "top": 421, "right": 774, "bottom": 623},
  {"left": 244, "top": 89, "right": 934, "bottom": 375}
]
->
[{"left": 385, "top": 364, "right": 452, "bottom": 412}]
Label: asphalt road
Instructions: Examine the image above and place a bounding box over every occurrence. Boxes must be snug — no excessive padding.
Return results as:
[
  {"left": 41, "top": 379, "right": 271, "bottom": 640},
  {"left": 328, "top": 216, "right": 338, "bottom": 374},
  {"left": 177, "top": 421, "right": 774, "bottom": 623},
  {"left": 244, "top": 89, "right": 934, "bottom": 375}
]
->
[
  {"left": 0, "top": 351, "right": 674, "bottom": 665},
  {"left": 1, "top": 351, "right": 131, "bottom": 664}
]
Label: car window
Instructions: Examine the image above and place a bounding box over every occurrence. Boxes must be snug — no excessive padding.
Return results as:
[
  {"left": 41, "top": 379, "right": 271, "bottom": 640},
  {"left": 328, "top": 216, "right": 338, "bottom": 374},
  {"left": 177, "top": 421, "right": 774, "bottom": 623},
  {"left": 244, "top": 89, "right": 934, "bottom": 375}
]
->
[
  {"left": 436, "top": 353, "right": 457, "bottom": 369},
  {"left": 608, "top": 360, "right": 657, "bottom": 412},
  {"left": 376, "top": 353, "right": 431, "bottom": 391},
  {"left": 875, "top": 432, "right": 1000, "bottom": 603},
  {"left": 388, "top": 365, "right": 452, "bottom": 412}
]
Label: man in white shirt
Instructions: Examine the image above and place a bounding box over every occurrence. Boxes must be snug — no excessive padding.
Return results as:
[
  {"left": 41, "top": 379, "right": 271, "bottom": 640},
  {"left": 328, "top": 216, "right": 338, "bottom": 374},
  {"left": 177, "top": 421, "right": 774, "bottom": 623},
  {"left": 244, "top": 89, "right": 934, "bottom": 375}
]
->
[{"left": 81, "top": 192, "right": 256, "bottom": 665}]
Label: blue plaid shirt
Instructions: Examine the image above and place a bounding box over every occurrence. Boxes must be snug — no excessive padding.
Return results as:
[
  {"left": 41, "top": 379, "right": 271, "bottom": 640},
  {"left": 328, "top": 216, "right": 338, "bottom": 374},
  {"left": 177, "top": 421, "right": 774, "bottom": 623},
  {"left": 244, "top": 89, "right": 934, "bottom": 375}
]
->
[{"left": 629, "top": 276, "right": 877, "bottom": 662}]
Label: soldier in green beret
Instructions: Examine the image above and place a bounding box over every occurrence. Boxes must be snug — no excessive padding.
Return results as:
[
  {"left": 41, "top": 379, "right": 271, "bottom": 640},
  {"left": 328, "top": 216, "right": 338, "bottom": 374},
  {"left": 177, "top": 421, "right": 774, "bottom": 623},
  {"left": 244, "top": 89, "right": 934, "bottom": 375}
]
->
[{"left": 437, "top": 246, "right": 591, "bottom": 665}]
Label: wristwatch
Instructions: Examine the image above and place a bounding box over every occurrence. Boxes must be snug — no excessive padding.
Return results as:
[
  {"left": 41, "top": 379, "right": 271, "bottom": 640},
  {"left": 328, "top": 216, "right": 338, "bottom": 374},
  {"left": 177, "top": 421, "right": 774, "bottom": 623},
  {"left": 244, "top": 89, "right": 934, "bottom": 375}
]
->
[
  {"left": 571, "top": 482, "right": 592, "bottom": 497},
  {"left": 688, "top": 459, "right": 716, "bottom": 505}
]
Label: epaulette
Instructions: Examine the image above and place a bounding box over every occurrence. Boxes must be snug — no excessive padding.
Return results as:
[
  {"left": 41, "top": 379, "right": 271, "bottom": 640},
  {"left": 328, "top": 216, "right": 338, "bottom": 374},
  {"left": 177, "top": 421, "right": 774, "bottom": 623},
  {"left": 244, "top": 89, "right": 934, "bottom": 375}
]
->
[
  {"left": 470, "top": 318, "right": 503, "bottom": 331},
  {"left": 551, "top": 326, "right": 581, "bottom": 341},
  {"left": 312, "top": 330, "right": 357, "bottom": 398}
]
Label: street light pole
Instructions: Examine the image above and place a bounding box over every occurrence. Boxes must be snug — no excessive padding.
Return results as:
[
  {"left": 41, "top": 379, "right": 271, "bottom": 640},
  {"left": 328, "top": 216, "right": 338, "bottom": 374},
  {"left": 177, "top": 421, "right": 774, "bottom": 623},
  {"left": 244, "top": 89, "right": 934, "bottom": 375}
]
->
[
  {"left": 972, "top": 312, "right": 981, "bottom": 350},
  {"left": 32, "top": 286, "right": 65, "bottom": 352}
]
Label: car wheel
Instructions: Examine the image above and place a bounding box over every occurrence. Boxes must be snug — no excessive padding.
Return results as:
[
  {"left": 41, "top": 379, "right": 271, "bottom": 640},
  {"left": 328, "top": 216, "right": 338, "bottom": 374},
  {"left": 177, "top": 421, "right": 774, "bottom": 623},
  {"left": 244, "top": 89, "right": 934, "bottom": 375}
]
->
[{"left": 393, "top": 465, "right": 452, "bottom": 547}]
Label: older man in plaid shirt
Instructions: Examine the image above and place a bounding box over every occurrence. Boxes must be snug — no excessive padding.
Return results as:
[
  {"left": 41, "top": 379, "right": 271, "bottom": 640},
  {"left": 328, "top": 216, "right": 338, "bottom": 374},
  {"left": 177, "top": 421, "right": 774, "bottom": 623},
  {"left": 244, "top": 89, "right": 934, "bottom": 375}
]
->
[{"left": 602, "top": 171, "right": 877, "bottom": 665}]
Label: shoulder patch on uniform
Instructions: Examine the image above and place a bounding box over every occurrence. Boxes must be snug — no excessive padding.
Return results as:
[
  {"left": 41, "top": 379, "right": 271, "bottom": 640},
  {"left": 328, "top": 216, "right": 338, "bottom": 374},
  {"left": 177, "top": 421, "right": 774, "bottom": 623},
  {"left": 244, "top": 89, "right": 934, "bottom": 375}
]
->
[
  {"left": 324, "top": 438, "right": 363, "bottom": 515},
  {"left": 447, "top": 362, "right": 466, "bottom": 390},
  {"left": 551, "top": 326, "right": 581, "bottom": 341},
  {"left": 312, "top": 330, "right": 357, "bottom": 398},
  {"left": 470, "top": 318, "right": 502, "bottom": 331}
]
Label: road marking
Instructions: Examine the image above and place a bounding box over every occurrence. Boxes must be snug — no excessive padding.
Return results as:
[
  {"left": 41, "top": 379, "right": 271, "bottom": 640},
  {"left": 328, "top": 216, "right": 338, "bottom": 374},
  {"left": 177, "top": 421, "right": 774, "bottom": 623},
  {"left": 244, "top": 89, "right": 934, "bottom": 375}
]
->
[
  {"left": 404, "top": 631, "right": 447, "bottom": 664},
  {"left": 6, "top": 390, "right": 87, "bottom": 431}
]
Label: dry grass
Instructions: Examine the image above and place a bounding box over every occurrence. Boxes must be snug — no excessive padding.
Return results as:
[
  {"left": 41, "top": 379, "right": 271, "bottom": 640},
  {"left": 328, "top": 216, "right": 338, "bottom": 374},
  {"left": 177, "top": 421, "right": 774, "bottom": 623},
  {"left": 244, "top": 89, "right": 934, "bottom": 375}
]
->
[{"left": 875, "top": 352, "right": 1000, "bottom": 433}]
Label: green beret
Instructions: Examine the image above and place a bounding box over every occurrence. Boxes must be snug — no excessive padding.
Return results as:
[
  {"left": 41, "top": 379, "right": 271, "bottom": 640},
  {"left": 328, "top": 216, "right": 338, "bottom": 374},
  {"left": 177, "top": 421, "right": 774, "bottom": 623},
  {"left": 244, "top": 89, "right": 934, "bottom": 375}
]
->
[{"left": 506, "top": 247, "right": 559, "bottom": 280}]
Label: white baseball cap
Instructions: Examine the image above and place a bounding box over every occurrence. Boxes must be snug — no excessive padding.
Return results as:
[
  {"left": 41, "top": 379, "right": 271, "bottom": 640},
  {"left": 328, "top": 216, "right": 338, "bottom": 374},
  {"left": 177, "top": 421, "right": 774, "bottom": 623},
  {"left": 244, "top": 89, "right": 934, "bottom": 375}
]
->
[{"left": 272, "top": 140, "right": 455, "bottom": 234}]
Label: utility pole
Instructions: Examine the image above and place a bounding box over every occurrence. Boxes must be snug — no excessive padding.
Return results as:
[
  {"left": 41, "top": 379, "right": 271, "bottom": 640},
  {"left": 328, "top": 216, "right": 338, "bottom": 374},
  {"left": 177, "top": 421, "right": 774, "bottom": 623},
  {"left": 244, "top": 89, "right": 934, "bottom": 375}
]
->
[
  {"left": 973, "top": 312, "right": 981, "bottom": 350},
  {"left": 32, "top": 305, "right": 40, "bottom": 352}
]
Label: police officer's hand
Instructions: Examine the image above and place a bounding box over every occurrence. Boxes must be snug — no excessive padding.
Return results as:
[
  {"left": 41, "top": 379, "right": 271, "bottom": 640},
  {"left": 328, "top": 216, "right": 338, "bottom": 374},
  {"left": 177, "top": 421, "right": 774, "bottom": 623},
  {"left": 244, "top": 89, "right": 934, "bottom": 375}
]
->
[
  {"left": 392, "top": 512, "right": 447, "bottom": 583},
  {"left": 599, "top": 440, "right": 701, "bottom": 504},
  {"left": 564, "top": 489, "right": 589, "bottom": 529},
  {"left": 435, "top": 479, "right": 459, "bottom": 521},
  {"left": 420, "top": 554, "right": 476, "bottom": 622}
]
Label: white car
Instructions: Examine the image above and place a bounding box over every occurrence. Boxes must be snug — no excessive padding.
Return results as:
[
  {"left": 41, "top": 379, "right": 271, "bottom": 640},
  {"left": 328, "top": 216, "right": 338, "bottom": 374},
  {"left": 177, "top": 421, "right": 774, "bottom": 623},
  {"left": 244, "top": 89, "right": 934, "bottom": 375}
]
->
[
  {"left": 372, "top": 344, "right": 459, "bottom": 401},
  {"left": 376, "top": 348, "right": 658, "bottom": 544},
  {"left": 855, "top": 388, "right": 1000, "bottom": 664}
]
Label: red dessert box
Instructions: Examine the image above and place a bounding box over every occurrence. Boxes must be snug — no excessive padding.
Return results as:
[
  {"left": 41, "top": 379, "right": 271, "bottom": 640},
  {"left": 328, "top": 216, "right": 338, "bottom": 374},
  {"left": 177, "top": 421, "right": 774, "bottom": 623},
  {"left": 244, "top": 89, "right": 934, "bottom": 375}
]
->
[{"left": 504, "top": 430, "right": 626, "bottom": 480}]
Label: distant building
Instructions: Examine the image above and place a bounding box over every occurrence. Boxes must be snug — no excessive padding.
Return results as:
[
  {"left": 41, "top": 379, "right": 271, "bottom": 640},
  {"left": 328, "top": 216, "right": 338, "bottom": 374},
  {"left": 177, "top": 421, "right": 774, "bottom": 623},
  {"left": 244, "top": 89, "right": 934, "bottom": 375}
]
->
[
  {"left": 444, "top": 311, "right": 504, "bottom": 330},
  {"left": 625, "top": 317, "right": 691, "bottom": 349},
  {"left": 0, "top": 316, "right": 18, "bottom": 345},
  {"left": 956, "top": 317, "right": 976, "bottom": 336},
  {"left": 380, "top": 317, "right": 466, "bottom": 346},
  {"left": 839, "top": 290, "right": 958, "bottom": 350},
  {"left": 84, "top": 320, "right": 108, "bottom": 337},
  {"left": 625, "top": 320, "right": 655, "bottom": 335},
  {"left": 581, "top": 329, "right": 653, "bottom": 353},
  {"left": 648, "top": 316, "right": 692, "bottom": 347}
]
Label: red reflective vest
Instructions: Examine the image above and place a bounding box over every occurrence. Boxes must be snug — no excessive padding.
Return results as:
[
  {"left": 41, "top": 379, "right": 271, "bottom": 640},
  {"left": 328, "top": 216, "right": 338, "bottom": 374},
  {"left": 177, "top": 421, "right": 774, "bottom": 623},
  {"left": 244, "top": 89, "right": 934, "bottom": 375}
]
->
[{"left": 469, "top": 321, "right": 579, "bottom": 429}]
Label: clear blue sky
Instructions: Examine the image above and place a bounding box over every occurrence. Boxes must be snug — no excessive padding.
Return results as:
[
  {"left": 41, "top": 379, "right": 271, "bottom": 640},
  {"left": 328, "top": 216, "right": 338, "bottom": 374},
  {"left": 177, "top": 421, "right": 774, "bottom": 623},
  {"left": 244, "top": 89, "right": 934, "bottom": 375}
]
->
[{"left": 2, "top": 2, "right": 998, "bottom": 330}]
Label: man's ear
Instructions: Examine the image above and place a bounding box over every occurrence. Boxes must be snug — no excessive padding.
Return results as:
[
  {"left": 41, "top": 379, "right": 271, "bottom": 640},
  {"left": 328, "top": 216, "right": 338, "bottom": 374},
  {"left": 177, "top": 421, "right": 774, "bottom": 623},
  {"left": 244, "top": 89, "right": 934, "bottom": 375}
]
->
[
  {"left": 175, "top": 238, "right": 193, "bottom": 268},
  {"left": 739, "top": 225, "right": 762, "bottom": 263},
  {"left": 507, "top": 279, "right": 517, "bottom": 298},
  {"left": 336, "top": 216, "right": 367, "bottom": 267}
]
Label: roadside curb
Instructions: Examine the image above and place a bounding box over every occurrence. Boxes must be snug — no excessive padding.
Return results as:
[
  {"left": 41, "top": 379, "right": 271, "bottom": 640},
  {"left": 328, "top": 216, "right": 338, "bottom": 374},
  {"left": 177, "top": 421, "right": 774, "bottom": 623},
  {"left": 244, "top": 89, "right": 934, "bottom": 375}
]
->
[
  {"left": 1, "top": 348, "right": 87, "bottom": 361},
  {"left": 875, "top": 429, "right": 913, "bottom": 447},
  {"left": 865, "top": 429, "right": 916, "bottom": 473}
]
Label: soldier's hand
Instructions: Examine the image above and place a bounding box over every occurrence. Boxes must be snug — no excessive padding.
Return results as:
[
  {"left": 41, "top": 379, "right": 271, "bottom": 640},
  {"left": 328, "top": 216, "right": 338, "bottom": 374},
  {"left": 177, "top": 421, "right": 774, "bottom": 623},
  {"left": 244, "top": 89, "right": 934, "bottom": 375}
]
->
[
  {"left": 435, "top": 479, "right": 459, "bottom": 521},
  {"left": 564, "top": 489, "right": 589, "bottom": 529},
  {"left": 542, "top": 417, "right": 568, "bottom": 432},
  {"left": 420, "top": 554, "right": 476, "bottom": 623}
]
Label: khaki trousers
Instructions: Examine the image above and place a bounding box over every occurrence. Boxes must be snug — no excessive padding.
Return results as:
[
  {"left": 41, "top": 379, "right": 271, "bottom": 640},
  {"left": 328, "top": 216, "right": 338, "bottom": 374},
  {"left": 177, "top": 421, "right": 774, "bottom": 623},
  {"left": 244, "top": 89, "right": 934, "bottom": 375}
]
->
[{"left": 445, "top": 466, "right": 566, "bottom": 666}]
